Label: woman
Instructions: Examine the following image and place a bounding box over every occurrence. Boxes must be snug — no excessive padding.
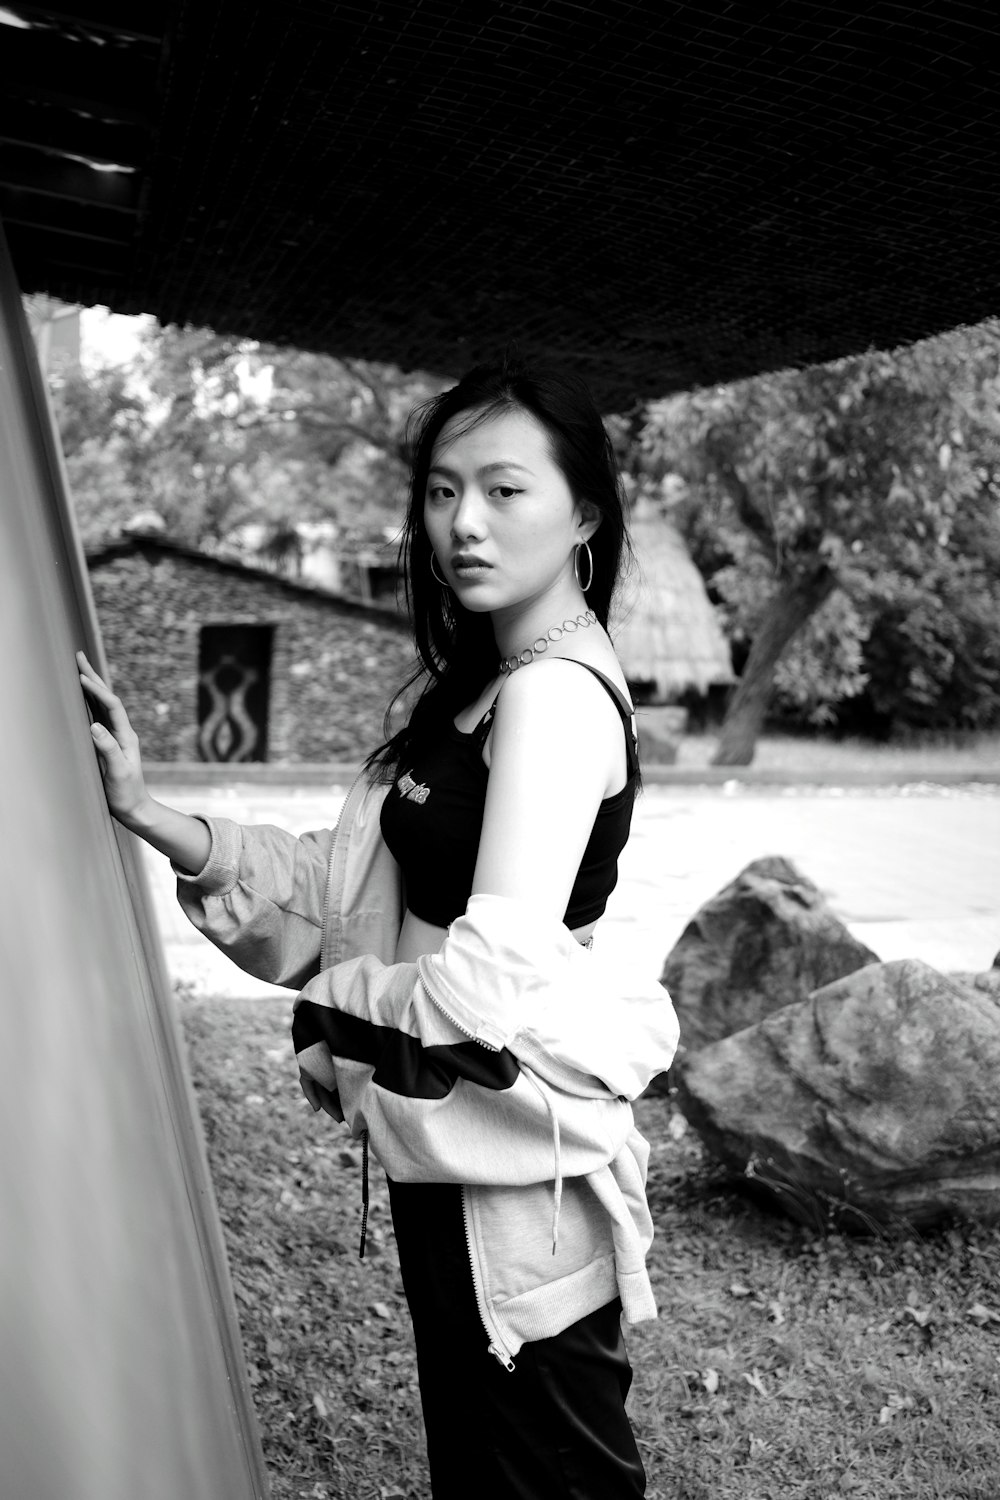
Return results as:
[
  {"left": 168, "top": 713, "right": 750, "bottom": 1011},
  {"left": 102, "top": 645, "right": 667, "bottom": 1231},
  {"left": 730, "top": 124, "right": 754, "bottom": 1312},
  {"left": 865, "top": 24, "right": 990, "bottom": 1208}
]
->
[{"left": 79, "top": 357, "right": 678, "bottom": 1498}]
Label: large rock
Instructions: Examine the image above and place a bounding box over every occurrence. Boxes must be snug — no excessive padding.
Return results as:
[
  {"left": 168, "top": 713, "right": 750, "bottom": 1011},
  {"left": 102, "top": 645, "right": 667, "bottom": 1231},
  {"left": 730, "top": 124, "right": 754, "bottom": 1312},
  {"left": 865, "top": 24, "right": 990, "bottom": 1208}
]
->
[
  {"left": 675, "top": 959, "right": 1000, "bottom": 1230},
  {"left": 950, "top": 967, "right": 1000, "bottom": 1003},
  {"left": 662, "top": 855, "right": 879, "bottom": 1053}
]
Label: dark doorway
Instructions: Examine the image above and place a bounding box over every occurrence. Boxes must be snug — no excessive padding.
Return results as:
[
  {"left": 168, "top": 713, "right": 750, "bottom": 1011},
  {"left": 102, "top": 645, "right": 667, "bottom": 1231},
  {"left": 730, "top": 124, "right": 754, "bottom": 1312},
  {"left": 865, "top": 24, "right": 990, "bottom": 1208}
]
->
[{"left": 197, "top": 625, "right": 274, "bottom": 762}]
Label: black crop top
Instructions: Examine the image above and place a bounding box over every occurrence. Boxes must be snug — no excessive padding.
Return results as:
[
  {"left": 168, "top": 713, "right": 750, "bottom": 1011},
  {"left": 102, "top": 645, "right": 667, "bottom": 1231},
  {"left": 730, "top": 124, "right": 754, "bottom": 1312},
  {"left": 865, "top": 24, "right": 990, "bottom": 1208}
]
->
[{"left": 379, "top": 663, "right": 639, "bottom": 929}]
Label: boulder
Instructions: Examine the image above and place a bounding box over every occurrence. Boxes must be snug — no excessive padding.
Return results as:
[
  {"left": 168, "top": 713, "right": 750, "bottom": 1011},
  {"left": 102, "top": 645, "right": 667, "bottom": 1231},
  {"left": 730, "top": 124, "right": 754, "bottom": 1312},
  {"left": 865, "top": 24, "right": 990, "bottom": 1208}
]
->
[
  {"left": 675, "top": 959, "right": 1000, "bottom": 1230},
  {"left": 950, "top": 968, "right": 1000, "bottom": 1003},
  {"left": 661, "top": 855, "right": 879, "bottom": 1053}
]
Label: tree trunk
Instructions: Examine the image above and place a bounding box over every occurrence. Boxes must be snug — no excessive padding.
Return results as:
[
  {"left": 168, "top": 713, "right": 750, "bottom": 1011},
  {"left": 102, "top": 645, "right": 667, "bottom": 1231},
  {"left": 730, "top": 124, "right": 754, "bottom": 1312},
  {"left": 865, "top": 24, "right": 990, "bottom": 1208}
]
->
[{"left": 712, "top": 565, "right": 838, "bottom": 766}]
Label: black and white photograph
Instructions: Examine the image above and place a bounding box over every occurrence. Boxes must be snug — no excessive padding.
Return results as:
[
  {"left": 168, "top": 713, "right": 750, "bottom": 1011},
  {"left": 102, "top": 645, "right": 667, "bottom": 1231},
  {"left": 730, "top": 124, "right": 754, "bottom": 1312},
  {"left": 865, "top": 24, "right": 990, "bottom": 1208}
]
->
[{"left": 2, "top": 5, "right": 999, "bottom": 1498}]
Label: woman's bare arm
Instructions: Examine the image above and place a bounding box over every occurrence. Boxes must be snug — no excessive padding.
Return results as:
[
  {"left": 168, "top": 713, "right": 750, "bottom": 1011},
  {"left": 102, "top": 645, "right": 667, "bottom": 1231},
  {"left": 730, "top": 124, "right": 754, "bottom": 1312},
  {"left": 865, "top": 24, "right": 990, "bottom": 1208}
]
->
[
  {"left": 77, "top": 651, "right": 211, "bottom": 875},
  {"left": 471, "top": 659, "right": 626, "bottom": 922}
]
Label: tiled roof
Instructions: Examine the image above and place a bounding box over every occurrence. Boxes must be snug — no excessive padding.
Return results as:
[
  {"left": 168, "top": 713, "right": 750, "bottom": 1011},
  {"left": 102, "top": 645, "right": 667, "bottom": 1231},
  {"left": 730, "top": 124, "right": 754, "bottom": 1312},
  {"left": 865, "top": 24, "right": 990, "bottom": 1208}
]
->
[{"left": 85, "top": 533, "right": 408, "bottom": 625}]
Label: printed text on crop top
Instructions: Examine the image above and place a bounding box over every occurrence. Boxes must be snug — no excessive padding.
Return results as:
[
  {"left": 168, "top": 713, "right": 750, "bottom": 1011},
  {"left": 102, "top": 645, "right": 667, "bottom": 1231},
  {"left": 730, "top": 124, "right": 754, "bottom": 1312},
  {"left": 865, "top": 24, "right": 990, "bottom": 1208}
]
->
[{"left": 379, "top": 663, "right": 639, "bottom": 928}]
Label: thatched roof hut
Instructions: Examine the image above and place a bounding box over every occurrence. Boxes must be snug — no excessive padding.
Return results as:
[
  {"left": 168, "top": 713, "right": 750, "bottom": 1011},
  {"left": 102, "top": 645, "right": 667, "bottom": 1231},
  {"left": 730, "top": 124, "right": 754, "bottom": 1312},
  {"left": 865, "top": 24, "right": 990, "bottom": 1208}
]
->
[{"left": 615, "top": 497, "right": 734, "bottom": 702}]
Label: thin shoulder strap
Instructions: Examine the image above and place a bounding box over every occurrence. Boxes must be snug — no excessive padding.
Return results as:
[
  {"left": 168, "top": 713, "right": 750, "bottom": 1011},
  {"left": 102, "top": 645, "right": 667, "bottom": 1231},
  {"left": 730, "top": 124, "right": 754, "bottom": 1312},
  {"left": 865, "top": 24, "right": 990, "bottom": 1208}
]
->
[
  {"left": 472, "top": 695, "right": 501, "bottom": 748},
  {"left": 568, "top": 662, "right": 640, "bottom": 777},
  {"left": 570, "top": 662, "right": 634, "bottom": 719}
]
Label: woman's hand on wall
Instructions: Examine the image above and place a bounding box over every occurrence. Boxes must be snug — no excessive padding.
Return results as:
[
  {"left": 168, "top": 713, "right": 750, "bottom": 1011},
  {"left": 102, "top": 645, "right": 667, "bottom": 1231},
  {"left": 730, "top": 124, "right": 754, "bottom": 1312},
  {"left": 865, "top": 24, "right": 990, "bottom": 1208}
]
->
[
  {"left": 77, "top": 651, "right": 211, "bottom": 874},
  {"left": 78, "top": 651, "right": 153, "bottom": 826}
]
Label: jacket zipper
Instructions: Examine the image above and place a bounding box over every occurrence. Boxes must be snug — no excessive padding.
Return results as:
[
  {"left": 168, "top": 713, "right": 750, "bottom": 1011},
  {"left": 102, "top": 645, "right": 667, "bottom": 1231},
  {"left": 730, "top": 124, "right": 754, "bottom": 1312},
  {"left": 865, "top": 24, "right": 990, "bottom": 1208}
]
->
[
  {"left": 417, "top": 969, "right": 507, "bottom": 1056},
  {"left": 317, "top": 772, "right": 372, "bottom": 1256},
  {"left": 421, "top": 968, "right": 516, "bottom": 1367},
  {"left": 318, "top": 770, "right": 365, "bottom": 971},
  {"left": 461, "top": 1185, "right": 515, "bottom": 1371},
  {"left": 323, "top": 784, "right": 515, "bottom": 1362}
]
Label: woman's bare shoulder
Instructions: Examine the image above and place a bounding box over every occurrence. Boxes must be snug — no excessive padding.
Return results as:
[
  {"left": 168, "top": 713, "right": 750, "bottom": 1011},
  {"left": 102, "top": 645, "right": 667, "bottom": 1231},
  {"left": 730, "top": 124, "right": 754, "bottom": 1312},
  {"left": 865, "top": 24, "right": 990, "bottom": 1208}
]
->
[
  {"left": 488, "top": 653, "right": 629, "bottom": 788},
  {"left": 493, "top": 649, "right": 632, "bottom": 716}
]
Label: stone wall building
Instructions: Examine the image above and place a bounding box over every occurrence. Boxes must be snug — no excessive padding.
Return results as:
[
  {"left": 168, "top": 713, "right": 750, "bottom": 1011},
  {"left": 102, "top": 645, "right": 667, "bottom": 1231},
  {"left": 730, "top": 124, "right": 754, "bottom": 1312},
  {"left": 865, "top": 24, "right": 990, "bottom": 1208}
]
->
[{"left": 87, "top": 536, "right": 416, "bottom": 764}]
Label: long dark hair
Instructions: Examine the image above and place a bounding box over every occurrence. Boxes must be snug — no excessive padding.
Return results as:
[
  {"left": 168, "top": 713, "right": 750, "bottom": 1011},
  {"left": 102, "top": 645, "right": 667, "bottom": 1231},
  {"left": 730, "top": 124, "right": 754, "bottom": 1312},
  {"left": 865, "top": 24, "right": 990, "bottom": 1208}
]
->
[{"left": 366, "top": 354, "right": 633, "bottom": 778}]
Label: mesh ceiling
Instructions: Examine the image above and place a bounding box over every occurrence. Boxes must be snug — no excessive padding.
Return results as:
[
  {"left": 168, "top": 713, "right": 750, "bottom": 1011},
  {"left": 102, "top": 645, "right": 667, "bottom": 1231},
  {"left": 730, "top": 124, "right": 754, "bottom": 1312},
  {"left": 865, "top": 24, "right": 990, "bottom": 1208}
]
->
[{"left": 3, "top": 0, "right": 998, "bottom": 405}]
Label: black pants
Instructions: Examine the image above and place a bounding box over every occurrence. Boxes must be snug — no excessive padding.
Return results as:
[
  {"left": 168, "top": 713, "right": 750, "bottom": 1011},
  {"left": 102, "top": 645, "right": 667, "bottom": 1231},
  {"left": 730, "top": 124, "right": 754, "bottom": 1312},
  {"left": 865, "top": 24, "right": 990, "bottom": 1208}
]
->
[{"left": 389, "top": 1180, "right": 646, "bottom": 1499}]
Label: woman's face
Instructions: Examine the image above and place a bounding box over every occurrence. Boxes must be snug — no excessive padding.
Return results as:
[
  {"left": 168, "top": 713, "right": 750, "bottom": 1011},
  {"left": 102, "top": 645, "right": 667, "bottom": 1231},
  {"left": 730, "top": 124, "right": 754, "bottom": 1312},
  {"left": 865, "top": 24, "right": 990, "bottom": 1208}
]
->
[{"left": 423, "top": 406, "right": 593, "bottom": 619}]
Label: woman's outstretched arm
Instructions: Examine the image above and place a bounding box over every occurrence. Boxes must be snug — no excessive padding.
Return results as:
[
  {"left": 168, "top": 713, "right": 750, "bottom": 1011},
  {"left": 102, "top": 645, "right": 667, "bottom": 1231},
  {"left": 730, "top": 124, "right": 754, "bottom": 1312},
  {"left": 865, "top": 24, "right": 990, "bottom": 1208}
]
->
[{"left": 77, "top": 651, "right": 211, "bottom": 875}]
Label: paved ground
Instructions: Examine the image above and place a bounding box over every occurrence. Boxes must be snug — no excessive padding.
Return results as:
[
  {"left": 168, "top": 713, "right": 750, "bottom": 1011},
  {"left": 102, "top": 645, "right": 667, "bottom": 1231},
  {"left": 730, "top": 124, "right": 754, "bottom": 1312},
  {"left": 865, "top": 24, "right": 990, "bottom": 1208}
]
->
[{"left": 144, "top": 778, "right": 1000, "bottom": 999}]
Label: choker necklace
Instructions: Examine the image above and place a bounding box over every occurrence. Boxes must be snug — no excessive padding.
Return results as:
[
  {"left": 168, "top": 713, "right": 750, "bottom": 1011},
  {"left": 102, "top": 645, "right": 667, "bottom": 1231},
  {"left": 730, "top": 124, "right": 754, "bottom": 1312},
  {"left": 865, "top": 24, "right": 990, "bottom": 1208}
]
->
[{"left": 499, "top": 610, "right": 598, "bottom": 674}]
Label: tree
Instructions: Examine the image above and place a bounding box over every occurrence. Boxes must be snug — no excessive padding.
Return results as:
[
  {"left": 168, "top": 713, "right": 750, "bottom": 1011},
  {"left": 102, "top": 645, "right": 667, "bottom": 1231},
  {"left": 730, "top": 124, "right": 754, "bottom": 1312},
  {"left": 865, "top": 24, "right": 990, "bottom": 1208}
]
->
[
  {"left": 46, "top": 361, "right": 149, "bottom": 546},
  {"left": 845, "top": 460, "right": 1000, "bottom": 736},
  {"left": 136, "top": 328, "right": 443, "bottom": 544},
  {"left": 639, "top": 323, "right": 1000, "bottom": 762},
  {"left": 39, "top": 310, "right": 444, "bottom": 554}
]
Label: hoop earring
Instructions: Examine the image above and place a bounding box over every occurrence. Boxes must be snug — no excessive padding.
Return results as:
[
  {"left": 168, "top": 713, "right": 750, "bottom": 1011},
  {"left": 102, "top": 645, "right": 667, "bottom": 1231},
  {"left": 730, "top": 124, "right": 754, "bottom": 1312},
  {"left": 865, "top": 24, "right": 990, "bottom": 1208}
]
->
[
  {"left": 430, "top": 552, "right": 449, "bottom": 587},
  {"left": 574, "top": 540, "right": 594, "bottom": 593}
]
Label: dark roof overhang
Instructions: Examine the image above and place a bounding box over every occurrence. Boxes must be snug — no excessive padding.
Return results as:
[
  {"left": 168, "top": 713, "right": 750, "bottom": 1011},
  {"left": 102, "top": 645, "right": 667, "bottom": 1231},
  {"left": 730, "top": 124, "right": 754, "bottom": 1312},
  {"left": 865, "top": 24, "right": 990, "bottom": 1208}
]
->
[{"left": 3, "top": 2, "right": 997, "bottom": 406}]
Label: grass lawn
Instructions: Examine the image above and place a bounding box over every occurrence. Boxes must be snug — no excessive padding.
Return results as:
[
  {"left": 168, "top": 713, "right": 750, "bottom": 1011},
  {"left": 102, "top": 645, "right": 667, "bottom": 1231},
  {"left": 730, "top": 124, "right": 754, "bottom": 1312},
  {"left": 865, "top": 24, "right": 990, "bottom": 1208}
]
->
[{"left": 182, "top": 991, "right": 1000, "bottom": 1500}]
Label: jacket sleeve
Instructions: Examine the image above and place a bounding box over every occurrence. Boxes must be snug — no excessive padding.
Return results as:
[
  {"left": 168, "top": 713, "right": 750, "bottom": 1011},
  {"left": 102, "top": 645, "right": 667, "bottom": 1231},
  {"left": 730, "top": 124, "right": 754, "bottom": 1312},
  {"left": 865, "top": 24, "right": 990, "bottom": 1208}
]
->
[
  {"left": 291, "top": 892, "right": 680, "bottom": 1184},
  {"left": 291, "top": 951, "right": 634, "bottom": 1185},
  {"left": 418, "top": 893, "right": 680, "bottom": 1100},
  {"left": 174, "top": 816, "right": 334, "bottom": 990},
  {"left": 293, "top": 892, "right": 678, "bottom": 1103}
]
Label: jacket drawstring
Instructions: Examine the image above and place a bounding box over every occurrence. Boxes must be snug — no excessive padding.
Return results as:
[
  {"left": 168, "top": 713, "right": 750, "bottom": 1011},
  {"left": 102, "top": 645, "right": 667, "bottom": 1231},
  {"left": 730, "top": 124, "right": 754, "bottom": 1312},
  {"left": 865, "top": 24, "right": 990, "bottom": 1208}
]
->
[
  {"left": 358, "top": 1129, "right": 370, "bottom": 1259},
  {"left": 523, "top": 1071, "right": 563, "bottom": 1254},
  {"left": 551, "top": 1114, "right": 562, "bottom": 1253}
]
